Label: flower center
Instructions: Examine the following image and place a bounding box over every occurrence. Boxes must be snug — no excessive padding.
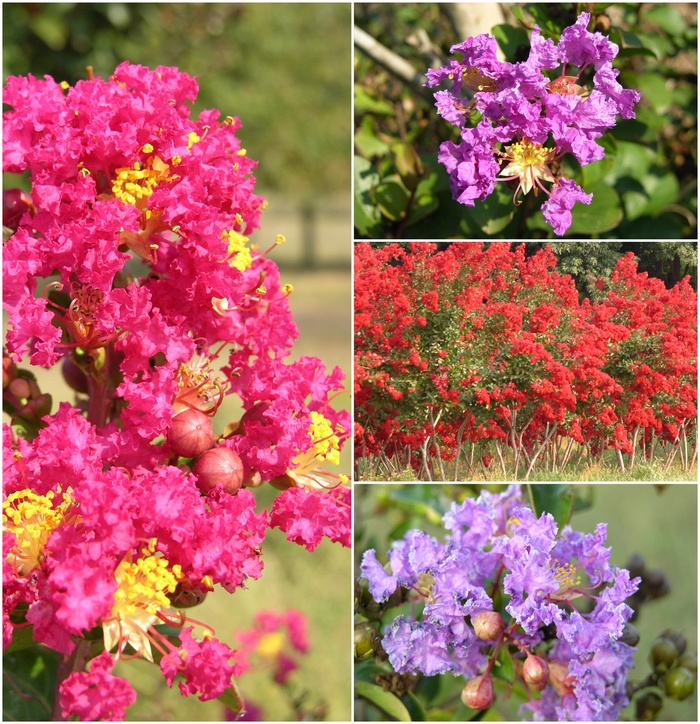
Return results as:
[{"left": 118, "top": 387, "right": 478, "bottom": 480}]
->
[
  {"left": 111, "top": 155, "right": 174, "bottom": 209},
  {"left": 2, "top": 489, "right": 72, "bottom": 576},
  {"left": 286, "top": 412, "right": 346, "bottom": 488},
  {"left": 102, "top": 549, "right": 182, "bottom": 662},
  {"left": 550, "top": 561, "right": 583, "bottom": 602},
  {"left": 498, "top": 139, "right": 557, "bottom": 201},
  {"left": 174, "top": 353, "right": 229, "bottom": 416},
  {"left": 461, "top": 67, "right": 496, "bottom": 93},
  {"left": 548, "top": 75, "right": 587, "bottom": 97}
]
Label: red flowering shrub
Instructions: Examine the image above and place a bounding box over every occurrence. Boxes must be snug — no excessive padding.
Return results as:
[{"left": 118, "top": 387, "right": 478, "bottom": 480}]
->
[{"left": 354, "top": 243, "right": 697, "bottom": 479}]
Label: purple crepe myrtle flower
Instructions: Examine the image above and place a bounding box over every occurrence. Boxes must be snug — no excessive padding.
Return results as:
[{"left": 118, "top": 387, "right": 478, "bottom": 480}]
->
[
  {"left": 426, "top": 12, "right": 641, "bottom": 236},
  {"left": 360, "top": 485, "right": 640, "bottom": 721}
]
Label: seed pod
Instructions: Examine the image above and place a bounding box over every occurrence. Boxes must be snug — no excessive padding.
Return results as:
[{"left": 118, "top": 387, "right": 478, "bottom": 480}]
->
[
  {"left": 664, "top": 667, "right": 696, "bottom": 701},
  {"left": 168, "top": 409, "right": 215, "bottom": 458},
  {"left": 193, "top": 446, "right": 244, "bottom": 494}
]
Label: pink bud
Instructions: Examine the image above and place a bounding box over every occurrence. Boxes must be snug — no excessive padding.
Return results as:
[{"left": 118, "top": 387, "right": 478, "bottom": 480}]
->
[
  {"left": 549, "top": 660, "right": 575, "bottom": 697},
  {"left": 472, "top": 611, "right": 505, "bottom": 641},
  {"left": 523, "top": 654, "right": 550, "bottom": 691},
  {"left": 461, "top": 674, "right": 494, "bottom": 711},
  {"left": 193, "top": 446, "right": 244, "bottom": 494},
  {"left": 168, "top": 409, "right": 215, "bottom": 458}
]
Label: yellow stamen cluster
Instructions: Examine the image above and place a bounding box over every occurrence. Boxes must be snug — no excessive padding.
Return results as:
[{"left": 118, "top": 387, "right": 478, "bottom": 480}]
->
[
  {"left": 498, "top": 139, "right": 556, "bottom": 197},
  {"left": 111, "top": 156, "right": 173, "bottom": 208},
  {"left": 111, "top": 551, "right": 181, "bottom": 618},
  {"left": 186, "top": 131, "right": 200, "bottom": 150},
  {"left": 222, "top": 229, "right": 253, "bottom": 271},
  {"left": 103, "top": 550, "right": 182, "bottom": 662},
  {"left": 461, "top": 67, "right": 496, "bottom": 92},
  {"left": 307, "top": 411, "right": 341, "bottom": 466},
  {"left": 2, "top": 489, "right": 71, "bottom": 576}
]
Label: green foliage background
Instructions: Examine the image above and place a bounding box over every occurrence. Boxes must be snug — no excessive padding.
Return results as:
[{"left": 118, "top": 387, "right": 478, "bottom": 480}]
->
[{"left": 354, "top": 3, "right": 698, "bottom": 239}]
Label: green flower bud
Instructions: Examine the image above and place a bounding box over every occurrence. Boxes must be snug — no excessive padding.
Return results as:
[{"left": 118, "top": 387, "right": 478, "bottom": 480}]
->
[
  {"left": 354, "top": 622, "right": 378, "bottom": 661},
  {"left": 650, "top": 637, "right": 678, "bottom": 674},
  {"left": 635, "top": 691, "right": 663, "bottom": 721},
  {"left": 664, "top": 667, "right": 696, "bottom": 701}
]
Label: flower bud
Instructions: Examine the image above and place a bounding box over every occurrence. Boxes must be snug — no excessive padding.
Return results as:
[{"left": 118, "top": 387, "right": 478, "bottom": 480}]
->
[
  {"left": 650, "top": 637, "right": 678, "bottom": 674},
  {"left": 548, "top": 661, "right": 575, "bottom": 697},
  {"left": 472, "top": 611, "right": 505, "bottom": 641},
  {"left": 193, "top": 446, "right": 244, "bottom": 494},
  {"left": 168, "top": 409, "right": 215, "bottom": 458},
  {"left": 354, "top": 622, "right": 378, "bottom": 661},
  {"left": 664, "top": 666, "right": 696, "bottom": 701},
  {"left": 635, "top": 691, "right": 662, "bottom": 721},
  {"left": 523, "top": 654, "right": 550, "bottom": 691},
  {"left": 659, "top": 629, "right": 687, "bottom": 657},
  {"left": 461, "top": 675, "right": 494, "bottom": 711},
  {"left": 678, "top": 652, "right": 697, "bottom": 674},
  {"left": 61, "top": 357, "right": 89, "bottom": 394},
  {"left": 3, "top": 188, "right": 36, "bottom": 231},
  {"left": 619, "top": 622, "right": 640, "bottom": 647}
]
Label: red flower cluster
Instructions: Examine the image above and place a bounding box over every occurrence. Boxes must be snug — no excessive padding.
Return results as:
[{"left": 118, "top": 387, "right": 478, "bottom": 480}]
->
[
  {"left": 355, "top": 242, "right": 696, "bottom": 478},
  {"left": 3, "top": 63, "right": 350, "bottom": 718}
]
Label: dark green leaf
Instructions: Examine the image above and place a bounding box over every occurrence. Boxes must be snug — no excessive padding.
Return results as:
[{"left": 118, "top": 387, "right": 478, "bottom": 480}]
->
[
  {"left": 527, "top": 484, "right": 574, "bottom": 529},
  {"left": 491, "top": 24, "right": 531, "bottom": 63},
  {"left": 492, "top": 645, "right": 515, "bottom": 684},
  {"left": 354, "top": 156, "right": 384, "bottom": 237},
  {"left": 466, "top": 183, "right": 516, "bottom": 236},
  {"left": 401, "top": 691, "right": 426, "bottom": 721},
  {"left": 355, "top": 116, "right": 391, "bottom": 159},
  {"left": 566, "top": 181, "right": 623, "bottom": 235},
  {"left": 3, "top": 646, "right": 59, "bottom": 721}
]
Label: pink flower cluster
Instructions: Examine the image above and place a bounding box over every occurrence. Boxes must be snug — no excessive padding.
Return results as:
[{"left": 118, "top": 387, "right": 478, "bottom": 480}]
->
[{"left": 2, "top": 62, "right": 350, "bottom": 719}]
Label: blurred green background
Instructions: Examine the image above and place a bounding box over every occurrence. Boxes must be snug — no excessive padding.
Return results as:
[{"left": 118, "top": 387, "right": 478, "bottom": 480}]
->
[
  {"left": 3, "top": 3, "right": 352, "bottom": 720},
  {"left": 355, "top": 483, "right": 697, "bottom": 721}
]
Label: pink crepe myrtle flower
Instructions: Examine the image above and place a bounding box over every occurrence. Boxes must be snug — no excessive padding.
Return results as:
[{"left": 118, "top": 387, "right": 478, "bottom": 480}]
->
[
  {"left": 426, "top": 12, "right": 641, "bottom": 236},
  {"left": 58, "top": 651, "right": 136, "bottom": 722},
  {"left": 3, "top": 61, "right": 349, "bottom": 720},
  {"left": 234, "top": 609, "right": 309, "bottom": 685}
]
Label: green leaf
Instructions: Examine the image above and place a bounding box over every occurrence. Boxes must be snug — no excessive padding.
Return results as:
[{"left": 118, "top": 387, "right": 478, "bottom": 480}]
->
[
  {"left": 405, "top": 187, "right": 439, "bottom": 227},
  {"left": 466, "top": 183, "right": 516, "bottom": 236},
  {"left": 355, "top": 116, "right": 391, "bottom": 159},
  {"left": 354, "top": 156, "right": 384, "bottom": 237},
  {"left": 492, "top": 645, "right": 515, "bottom": 684},
  {"left": 219, "top": 682, "right": 245, "bottom": 714},
  {"left": 3, "top": 646, "right": 59, "bottom": 721},
  {"left": 641, "top": 5, "right": 687, "bottom": 38},
  {"left": 491, "top": 24, "right": 530, "bottom": 63},
  {"left": 401, "top": 691, "right": 426, "bottom": 721},
  {"left": 4, "top": 624, "right": 36, "bottom": 653},
  {"left": 566, "top": 181, "right": 623, "bottom": 235},
  {"left": 374, "top": 178, "right": 410, "bottom": 222},
  {"left": 527, "top": 484, "right": 574, "bottom": 529},
  {"left": 355, "top": 681, "right": 412, "bottom": 721},
  {"left": 354, "top": 85, "right": 395, "bottom": 116}
]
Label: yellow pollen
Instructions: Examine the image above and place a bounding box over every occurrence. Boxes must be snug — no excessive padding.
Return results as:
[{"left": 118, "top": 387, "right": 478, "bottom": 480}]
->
[
  {"left": 222, "top": 229, "right": 253, "bottom": 271},
  {"left": 186, "top": 131, "right": 200, "bottom": 150},
  {"left": 111, "top": 156, "right": 173, "bottom": 208},
  {"left": 224, "top": 116, "right": 235, "bottom": 125},
  {"left": 142, "top": 143, "right": 154, "bottom": 154},
  {"left": 308, "top": 411, "right": 341, "bottom": 466},
  {"left": 3, "top": 489, "right": 71, "bottom": 576},
  {"left": 171, "top": 155, "right": 182, "bottom": 165},
  {"left": 275, "top": 234, "right": 286, "bottom": 245},
  {"left": 60, "top": 80, "right": 70, "bottom": 90},
  {"left": 236, "top": 149, "right": 247, "bottom": 157},
  {"left": 508, "top": 140, "right": 550, "bottom": 166},
  {"left": 281, "top": 284, "right": 293, "bottom": 295},
  {"left": 103, "top": 550, "right": 181, "bottom": 662}
]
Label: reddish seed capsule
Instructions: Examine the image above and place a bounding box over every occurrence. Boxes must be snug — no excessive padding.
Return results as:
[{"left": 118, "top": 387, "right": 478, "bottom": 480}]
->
[
  {"left": 168, "top": 408, "right": 215, "bottom": 458},
  {"left": 461, "top": 674, "right": 494, "bottom": 711},
  {"left": 193, "top": 446, "right": 244, "bottom": 495}
]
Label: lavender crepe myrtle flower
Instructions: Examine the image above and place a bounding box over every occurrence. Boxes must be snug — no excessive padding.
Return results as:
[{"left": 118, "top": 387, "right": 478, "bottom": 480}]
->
[
  {"left": 359, "top": 485, "right": 640, "bottom": 721},
  {"left": 425, "top": 12, "right": 641, "bottom": 236}
]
